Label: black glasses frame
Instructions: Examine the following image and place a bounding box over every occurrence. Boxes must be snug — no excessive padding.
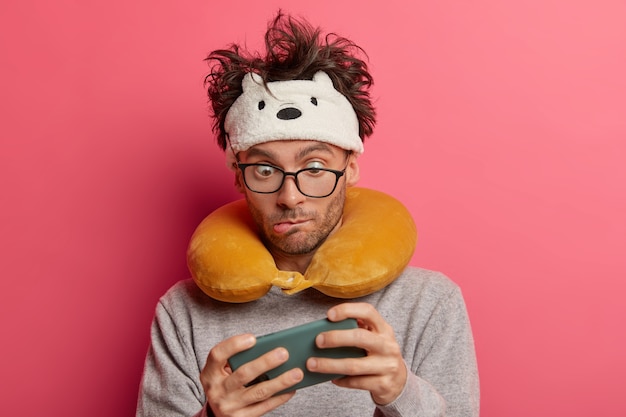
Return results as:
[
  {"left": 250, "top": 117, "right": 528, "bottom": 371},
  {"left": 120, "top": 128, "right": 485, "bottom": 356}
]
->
[{"left": 237, "top": 163, "right": 346, "bottom": 198}]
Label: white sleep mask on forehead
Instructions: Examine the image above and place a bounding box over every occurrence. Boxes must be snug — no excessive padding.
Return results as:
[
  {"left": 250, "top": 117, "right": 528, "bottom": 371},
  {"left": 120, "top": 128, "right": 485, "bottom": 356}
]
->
[{"left": 224, "top": 71, "right": 364, "bottom": 154}]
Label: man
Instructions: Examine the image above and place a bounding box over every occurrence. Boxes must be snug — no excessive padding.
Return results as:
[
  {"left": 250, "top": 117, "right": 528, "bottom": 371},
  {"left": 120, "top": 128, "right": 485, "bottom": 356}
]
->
[{"left": 137, "top": 12, "right": 479, "bottom": 417}]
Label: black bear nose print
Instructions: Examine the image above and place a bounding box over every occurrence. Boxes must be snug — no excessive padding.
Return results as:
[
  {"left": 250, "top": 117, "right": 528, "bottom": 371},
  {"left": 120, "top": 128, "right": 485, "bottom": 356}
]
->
[{"left": 277, "top": 107, "right": 302, "bottom": 120}]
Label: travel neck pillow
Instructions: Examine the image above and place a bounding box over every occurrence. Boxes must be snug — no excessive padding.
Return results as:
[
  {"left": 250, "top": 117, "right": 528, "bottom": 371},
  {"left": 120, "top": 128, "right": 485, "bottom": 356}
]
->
[{"left": 187, "top": 187, "right": 417, "bottom": 303}]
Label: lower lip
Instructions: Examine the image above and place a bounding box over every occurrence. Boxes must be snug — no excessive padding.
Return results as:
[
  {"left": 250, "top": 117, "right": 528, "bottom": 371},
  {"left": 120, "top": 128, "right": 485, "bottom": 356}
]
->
[{"left": 273, "top": 221, "right": 308, "bottom": 234}]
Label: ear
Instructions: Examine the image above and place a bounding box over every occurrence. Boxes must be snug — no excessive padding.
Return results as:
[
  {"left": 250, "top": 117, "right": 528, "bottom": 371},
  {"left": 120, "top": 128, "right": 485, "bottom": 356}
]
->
[
  {"left": 345, "top": 155, "right": 360, "bottom": 186},
  {"left": 234, "top": 170, "right": 246, "bottom": 194}
]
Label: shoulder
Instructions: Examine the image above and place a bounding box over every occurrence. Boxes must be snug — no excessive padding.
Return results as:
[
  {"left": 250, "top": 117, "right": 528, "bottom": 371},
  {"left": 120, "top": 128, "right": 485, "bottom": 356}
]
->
[
  {"left": 159, "top": 279, "right": 206, "bottom": 306},
  {"left": 154, "top": 279, "right": 214, "bottom": 323},
  {"left": 387, "top": 266, "right": 462, "bottom": 301},
  {"left": 367, "top": 266, "right": 468, "bottom": 324}
]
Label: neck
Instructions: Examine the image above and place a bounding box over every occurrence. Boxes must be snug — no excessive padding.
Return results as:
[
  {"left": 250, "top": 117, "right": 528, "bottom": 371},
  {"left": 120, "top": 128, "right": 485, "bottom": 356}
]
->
[
  {"left": 272, "top": 251, "right": 315, "bottom": 274},
  {"left": 269, "top": 217, "right": 344, "bottom": 274}
]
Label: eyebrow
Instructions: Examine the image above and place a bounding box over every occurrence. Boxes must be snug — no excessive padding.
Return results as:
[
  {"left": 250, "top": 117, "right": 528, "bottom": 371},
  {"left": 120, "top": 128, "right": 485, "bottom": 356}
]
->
[
  {"left": 243, "top": 147, "right": 274, "bottom": 160},
  {"left": 296, "top": 143, "right": 336, "bottom": 160},
  {"left": 244, "top": 143, "right": 337, "bottom": 162}
]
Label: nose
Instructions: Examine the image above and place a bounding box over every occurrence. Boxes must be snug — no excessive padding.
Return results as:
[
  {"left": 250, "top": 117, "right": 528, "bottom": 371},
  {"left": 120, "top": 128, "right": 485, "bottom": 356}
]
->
[{"left": 276, "top": 175, "right": 306, "bottom": 208}]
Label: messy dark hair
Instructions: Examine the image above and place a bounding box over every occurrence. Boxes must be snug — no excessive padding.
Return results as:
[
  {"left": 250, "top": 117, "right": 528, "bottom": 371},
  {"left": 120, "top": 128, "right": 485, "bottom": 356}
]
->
[{"left": 204, "top": 11, "right": 376, "bottom": 150}]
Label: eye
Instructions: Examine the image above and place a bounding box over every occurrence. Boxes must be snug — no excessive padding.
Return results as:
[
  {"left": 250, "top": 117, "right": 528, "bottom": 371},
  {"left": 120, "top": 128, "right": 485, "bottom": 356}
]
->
[
  {"left": 305, "top": 161, "right": 324, "bottom": 174},
  {"left": 258, "top": 100, "right": 265, "bottom": 110},
  {"left": 310, "top": 97, "right": 318, "bottom": 106},
  {"left": 254, "top": 164, "right": 276, "bottom": 177}
]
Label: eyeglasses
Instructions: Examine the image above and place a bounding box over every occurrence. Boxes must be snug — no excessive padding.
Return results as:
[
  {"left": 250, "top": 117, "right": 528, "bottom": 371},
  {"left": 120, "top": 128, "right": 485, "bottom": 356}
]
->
[{"left": 237, "top": 163, "right": 346, "bottom": 198}]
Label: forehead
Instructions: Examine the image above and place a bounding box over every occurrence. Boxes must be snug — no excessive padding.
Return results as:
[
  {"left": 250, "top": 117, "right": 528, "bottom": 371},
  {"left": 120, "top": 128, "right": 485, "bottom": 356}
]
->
[{"left": 240, "top": 140, "right": 344, "bottom": 161}]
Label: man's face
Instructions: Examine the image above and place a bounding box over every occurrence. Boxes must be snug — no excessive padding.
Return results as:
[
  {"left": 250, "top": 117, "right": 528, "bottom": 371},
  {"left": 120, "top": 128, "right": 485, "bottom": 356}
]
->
[{"left": 235, "top": 140, "right": 360, "bottom": 257}]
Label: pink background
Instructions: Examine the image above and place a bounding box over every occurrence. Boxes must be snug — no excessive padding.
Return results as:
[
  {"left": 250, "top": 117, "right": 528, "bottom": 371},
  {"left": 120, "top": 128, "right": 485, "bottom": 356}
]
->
[{"left": 2, "top": 1, "right": 625, "bottom": 416}]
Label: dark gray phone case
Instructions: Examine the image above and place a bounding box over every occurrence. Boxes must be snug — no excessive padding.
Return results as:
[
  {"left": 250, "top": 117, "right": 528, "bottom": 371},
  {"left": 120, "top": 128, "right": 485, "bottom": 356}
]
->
[{"left": 227, "top": 318, "right": 366, "bottom": 394}]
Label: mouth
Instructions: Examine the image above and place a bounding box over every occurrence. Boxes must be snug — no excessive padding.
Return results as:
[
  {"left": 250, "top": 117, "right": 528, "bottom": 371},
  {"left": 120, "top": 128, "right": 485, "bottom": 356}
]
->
[{"left": 273, "top": 219, "right": 310, "bottom": 234}]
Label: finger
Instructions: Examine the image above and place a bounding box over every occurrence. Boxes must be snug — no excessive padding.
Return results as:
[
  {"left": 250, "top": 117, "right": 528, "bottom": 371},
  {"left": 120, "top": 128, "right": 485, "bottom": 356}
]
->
[
  {"left": 316, "top": 327, "right": 386, "bottom": 353},
  {"left": 225, "top": 347, "right": 289, "bottom": 391},
  {"left": 213, "top": 388, "right": 298, "bottom": 417},
  {"left": 328, "top": 303, "right": 392, "bottom": 334},
  {"left": 202, "top": 334, "right": 255, "bottom": 380},
  {"left": 241, "top": 390, "right": 297, "bottom": 416},
  {"left": 242, "top": 367, "right": 304, "bottom": 404},
  {"left": 310, "top": 356, "right": 407, "bottom": 406},
  {"left": 331, "top": 374, "right": 384, "bottom": 395},
  {"left": 306, "top": 354, "right": 384, "bottom": 377},
  {"left": 333, "top": 365, "right": 408, "bottom": 406}
]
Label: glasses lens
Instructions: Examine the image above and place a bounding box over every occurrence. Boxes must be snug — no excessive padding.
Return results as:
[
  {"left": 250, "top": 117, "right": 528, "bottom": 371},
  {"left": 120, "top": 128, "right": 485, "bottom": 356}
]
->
[
  {"left": 243, "top": 164, "right": 284, "bottom": 193},
  {"left": 296, "top": 168, "right": 338, "bottom": 197},
  {"left": 242, "top": 164, "right": 342, "bottom": 198}
]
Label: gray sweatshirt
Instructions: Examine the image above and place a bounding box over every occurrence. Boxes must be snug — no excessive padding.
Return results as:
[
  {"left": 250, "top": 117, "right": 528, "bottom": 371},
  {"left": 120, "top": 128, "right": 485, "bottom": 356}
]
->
[{"left": 136, "top": 267, "right": 479, "bottom": 417}]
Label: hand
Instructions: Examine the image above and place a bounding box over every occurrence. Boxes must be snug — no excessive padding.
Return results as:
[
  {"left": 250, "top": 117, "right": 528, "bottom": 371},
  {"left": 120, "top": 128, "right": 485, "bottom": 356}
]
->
[
  {"left": 306, "top": 303, "right": 407, "bottom": 405},
  {"left": 200, "top": 334, "right": 304, "bottom": 417}
]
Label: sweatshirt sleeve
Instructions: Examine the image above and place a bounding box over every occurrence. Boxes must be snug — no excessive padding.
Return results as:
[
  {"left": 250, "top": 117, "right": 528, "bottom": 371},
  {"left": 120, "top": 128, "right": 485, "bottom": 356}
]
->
[
  {"left": 136, "top": 300, "right": 208, "bottom": 417},
  {"left": 375, "top": 286, "right": 480, "bottom": 417}
]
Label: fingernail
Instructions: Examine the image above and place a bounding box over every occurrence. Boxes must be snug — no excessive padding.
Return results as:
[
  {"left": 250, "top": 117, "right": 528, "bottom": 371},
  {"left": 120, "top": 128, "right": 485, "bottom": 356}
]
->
[
  {"left": 316, "top": 334, "right": 325, "bottom": 347},
  {"left": 290, "top": 368, "right": 303, "bottom": 381},
  {"left": 275, "top": 348, "right": 288, "bottom": 360},
  {"left": 308, "top": 358, "right": 317, "bottom": 370}
]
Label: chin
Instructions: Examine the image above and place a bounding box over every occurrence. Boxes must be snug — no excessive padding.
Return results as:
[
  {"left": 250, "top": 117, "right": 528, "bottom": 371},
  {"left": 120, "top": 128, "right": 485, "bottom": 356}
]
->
[{"left": 274, "top": 235, "right": 321, "bottom": 256}]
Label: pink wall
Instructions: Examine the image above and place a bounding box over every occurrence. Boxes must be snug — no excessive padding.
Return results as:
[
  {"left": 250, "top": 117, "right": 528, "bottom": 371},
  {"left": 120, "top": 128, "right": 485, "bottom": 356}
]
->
[{"left": 2, "top": 1, "right": 625, "bottom": 416}]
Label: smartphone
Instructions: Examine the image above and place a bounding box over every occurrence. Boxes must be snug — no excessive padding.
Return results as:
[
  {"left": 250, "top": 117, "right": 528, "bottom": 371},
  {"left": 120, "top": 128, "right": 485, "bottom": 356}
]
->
[{"left": 228, "top": 318, "right": 366, "bottom": 394}]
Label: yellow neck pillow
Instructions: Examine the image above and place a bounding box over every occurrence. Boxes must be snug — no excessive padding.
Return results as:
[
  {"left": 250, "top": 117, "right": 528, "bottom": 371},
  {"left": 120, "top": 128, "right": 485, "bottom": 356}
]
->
[{"left": 187, "top": 187, "right": 417, "bottom": 303}]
